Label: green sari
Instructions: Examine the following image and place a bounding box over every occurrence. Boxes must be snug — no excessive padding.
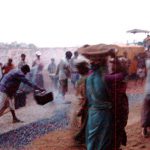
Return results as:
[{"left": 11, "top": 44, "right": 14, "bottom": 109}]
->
[{"left": 86, "top": 69, "right": 113, "bottom": 150}]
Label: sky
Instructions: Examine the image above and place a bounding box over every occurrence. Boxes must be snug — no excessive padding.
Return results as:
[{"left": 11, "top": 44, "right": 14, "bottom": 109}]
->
[{"left": 0, "top": 0, "right": 150, "bottom": 47}]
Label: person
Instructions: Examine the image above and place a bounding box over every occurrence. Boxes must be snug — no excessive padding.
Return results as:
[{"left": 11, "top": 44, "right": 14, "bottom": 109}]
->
[
  {"left": 105, "top": 56, "right": 129, "bottom": 150},
  {"left": 0, "top": 63, "right": 3, "bottom": 80},
  {"left": 70, "top": 51, "right": 80, "bottom": 88},
  {"left": 73, "top": 60, "right": 89, "bottom": 144},
  {"left": 31, "top": 51, "right": 44, "bottom": 88},
  {"left": 137, "top": 67, "right": 146, "bottom": 85},
  {"left": 136, "top": 53, "right": 146, "bottom": 85},
  {"left": 16, "top": 53, "right": 28, "bottom": 109},
  {"left": 47, "top": 58, "right": 58, "bottom": 89},
  {"left": 0, "top": 65, "right": 44, "bottom": 123},
  {"left": 136, "top": 53, "right": 146, "bottom": 70},
  {"left": 56, "top": 51, "right": 72, "bottom": 99},
  {"left": 128, "top": 56, "right": 138, "bottom": 83},
  {"left": 85, "top": 57, "right": 113, "bottom": 150},
  {"left": 18, "top": 53, "right": 27, "bottom": 69},
  {"left": 141, "top": 59, "right": 150, "bottom": 137},
  {"left": 121, "top": 51, "right": 130, "bottom": 74},
  {"left": 2, "top": 58, "right": 15, "bottom": 76},
  {"left": 143, "top": 35, "right": 150, "bottom": 51}
]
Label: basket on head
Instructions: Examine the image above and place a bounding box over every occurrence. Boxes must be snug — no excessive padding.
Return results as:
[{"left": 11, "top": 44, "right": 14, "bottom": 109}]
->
[{"left": 78, "top": 44, "right": 119, "bottom": 61}]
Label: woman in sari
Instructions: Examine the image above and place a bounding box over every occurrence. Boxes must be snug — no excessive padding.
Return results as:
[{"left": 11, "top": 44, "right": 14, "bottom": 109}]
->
[
  {"left": 105, "top": 57, "right": 129, "bottom": 150},
  {"left": 74, "top": 61, "right": 89, "bottom": 144},
  {"left": 86, "top": 57, "right": 113, "bottom": 150}
]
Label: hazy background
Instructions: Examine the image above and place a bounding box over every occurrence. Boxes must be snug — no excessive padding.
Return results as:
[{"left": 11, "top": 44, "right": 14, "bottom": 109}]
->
[
  {"left": 0, "top": 0, "right": 149, "bottom": 66},
  {"left": 0, "top": 0, "right": 149, "bottom": 47}
]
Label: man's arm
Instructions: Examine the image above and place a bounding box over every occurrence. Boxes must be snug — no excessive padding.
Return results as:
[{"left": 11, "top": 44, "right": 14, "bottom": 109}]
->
[
  {"left": 17, "top": 73, "right": 43, "bottom": 91},
  {"left": 105, "top": 73, "right": 125, "bottom": 82}
]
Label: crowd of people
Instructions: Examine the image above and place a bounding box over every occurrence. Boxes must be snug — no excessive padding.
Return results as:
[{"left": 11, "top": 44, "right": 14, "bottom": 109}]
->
[
  {"left": 0, "top": 50, "right": 81, "bottom": 122},
  {"left": 0, "top": 45, "right": 150, "bottom": 150}
]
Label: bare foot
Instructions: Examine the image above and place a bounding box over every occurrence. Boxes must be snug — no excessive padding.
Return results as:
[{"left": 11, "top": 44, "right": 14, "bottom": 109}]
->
[{"left": 13, "top": 118, "right": 23, "bottom": 123}]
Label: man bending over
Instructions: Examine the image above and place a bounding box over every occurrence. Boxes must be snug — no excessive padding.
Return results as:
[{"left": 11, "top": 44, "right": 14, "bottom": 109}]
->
[{"left": 0, "top": 64, "right": 44, "bottom": 123}]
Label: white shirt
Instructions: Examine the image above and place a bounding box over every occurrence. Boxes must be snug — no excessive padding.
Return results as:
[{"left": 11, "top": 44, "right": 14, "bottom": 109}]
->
[
  {"left": 57, "top": 59, "right": 70, "bottom": 80},
  {"left": 70, "top": 57, "right": 78, "bottom": 72}
]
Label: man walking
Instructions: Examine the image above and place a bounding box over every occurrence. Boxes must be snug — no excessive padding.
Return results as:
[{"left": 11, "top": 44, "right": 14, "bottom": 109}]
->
[
  {"left": 47, "top": 58, "right": 58, "bottom": 89},
  {"left": 56, "top": 51, "right": 72, "bottom": 99},
  {"left": 18, "top": 53, "right": 27, "bottom": 69}
]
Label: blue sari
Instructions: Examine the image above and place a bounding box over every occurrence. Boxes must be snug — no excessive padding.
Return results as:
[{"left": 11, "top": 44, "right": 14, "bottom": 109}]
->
[{"left": 86, "top": 69, "right": 113, "bottom": 150}]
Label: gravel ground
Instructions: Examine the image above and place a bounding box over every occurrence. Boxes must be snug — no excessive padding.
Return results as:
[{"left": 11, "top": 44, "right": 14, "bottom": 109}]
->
[
  {"left": 0, "top": 93, "right": 144, "bottom": 150},
  {"left": 0, "top": 81, "right": 145, "bottom": 150},
  {"left": 0, "top": 105, "right": 70, "bottom": 150}
]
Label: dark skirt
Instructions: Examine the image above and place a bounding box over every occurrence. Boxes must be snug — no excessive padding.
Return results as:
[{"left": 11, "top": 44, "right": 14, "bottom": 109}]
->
[
  {"left": 141, "top": 95, "right": 150, "bottom": 127},
  {"left": 112, "top": 93, "right": 129, "bottom": 148}
]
